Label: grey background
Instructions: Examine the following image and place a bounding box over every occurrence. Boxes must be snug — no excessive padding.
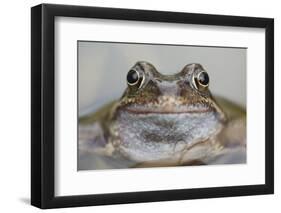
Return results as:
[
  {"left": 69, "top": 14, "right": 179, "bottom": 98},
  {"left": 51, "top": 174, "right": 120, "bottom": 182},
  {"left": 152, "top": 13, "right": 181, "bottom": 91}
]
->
[{"left": 78, "top": 41, "right": 246, "bottom": 116}]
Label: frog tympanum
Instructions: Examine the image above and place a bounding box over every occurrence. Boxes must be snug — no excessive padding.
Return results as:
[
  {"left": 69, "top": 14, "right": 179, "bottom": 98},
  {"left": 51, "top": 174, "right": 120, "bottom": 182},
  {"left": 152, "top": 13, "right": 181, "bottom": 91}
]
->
[{"left": 79, "top": 62, "right": 246, "bottom": 169}]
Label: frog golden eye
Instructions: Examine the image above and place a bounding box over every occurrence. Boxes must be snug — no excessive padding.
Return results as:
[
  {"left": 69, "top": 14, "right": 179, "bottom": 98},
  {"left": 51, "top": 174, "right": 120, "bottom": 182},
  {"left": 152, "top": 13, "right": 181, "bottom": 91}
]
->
[
  {"left": 127, "top": 69, "right": 140, "bottom": 86},
  {"left": 193, "top": 71, "right": 209, "bottom": 89}
]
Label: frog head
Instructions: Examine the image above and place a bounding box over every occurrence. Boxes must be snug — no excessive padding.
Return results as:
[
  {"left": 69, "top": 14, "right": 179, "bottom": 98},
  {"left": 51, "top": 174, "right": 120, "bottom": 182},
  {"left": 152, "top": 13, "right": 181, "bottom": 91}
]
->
[{"left": 111, "top": 61, "right": 227, "bottom": 162}]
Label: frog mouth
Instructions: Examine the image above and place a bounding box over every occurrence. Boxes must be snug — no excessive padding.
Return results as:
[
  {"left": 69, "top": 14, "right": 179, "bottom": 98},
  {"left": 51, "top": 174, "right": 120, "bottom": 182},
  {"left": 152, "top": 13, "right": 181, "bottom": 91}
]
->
[{"left": 124, "top": 105, "right": 212, "bottom": 114}]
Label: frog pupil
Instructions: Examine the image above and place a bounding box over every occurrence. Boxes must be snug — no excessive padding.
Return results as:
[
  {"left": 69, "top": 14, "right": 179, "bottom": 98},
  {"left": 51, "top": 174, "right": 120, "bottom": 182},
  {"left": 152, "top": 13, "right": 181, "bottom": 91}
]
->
[
  {"left": 127, "top": 70, "right": 139, "bottom": 85},
  {"left": 198, "top": 72, "right": 209, "bottom": 86}
]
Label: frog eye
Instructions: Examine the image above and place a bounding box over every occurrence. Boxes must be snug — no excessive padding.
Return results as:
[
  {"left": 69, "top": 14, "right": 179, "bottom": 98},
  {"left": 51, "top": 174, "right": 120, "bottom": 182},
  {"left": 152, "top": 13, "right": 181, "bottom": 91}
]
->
[
  {"left": 193, "top": 71, "right": 209, "bottom": 90},
  {"left": 127, "top": 69, "right": 141, "bottom": 86}
]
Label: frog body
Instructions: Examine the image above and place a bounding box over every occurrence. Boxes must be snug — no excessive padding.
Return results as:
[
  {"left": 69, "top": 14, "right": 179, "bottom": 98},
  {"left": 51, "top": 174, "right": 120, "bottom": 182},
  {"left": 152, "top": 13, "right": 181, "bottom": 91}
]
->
[{"left": 79, "top": 62, "right": 246, "bottom": 170}]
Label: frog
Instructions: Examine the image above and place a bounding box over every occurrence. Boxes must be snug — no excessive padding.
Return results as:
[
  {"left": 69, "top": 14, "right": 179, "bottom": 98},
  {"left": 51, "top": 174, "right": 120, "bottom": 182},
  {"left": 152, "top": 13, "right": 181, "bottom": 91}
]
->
[{"left": 78, "top": 61, "right": 246, "bottom": 170}]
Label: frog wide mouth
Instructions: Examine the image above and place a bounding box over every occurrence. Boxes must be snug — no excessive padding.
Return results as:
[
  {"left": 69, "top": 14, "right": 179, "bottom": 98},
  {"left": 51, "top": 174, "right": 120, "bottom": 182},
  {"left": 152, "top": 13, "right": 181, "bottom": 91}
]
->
[{"left": 123, "top": 104, "right": 213, "bottom": 114}]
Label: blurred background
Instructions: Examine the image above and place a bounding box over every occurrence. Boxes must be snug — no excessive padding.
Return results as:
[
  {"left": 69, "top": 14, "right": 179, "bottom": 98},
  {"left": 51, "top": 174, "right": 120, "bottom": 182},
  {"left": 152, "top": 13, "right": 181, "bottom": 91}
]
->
[{"left": 78, "top": 41, "right": 246, "bottom": 116}]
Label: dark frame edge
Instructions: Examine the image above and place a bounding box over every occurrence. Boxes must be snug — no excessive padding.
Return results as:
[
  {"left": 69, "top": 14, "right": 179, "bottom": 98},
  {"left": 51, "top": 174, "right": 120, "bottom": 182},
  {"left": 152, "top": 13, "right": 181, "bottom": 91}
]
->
[
  {"left": 265, "top": 18, "right": 274, "bottom": 194},
  {"left": 46, "top": 184, "right": 272, "bottom": 209},
  {"left": 31, "top": 4, "right": 43, "bottom": 208},
  {"left": 31, "top": 4, "right": 55, "bottom": 209}
]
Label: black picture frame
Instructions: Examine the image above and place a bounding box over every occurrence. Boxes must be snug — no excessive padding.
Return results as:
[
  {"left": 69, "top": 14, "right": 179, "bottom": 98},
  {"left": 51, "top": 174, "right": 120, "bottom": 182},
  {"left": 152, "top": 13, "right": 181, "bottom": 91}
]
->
[{"left": 31, "top": 3, "right": 274, "bottom": 209}]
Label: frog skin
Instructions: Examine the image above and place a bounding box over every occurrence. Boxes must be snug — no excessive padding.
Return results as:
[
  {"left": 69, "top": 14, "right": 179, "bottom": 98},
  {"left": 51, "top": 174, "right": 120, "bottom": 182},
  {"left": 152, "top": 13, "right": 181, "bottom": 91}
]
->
[{"left": 79, "top": 61, "right": 246, "bottom": 169}]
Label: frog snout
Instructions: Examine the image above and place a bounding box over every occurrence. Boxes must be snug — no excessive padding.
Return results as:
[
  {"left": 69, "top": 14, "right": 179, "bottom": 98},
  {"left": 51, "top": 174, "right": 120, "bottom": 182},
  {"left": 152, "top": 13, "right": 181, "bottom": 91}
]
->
[{"left": 157, "top": 81, "right": 179, "bottom": 96}]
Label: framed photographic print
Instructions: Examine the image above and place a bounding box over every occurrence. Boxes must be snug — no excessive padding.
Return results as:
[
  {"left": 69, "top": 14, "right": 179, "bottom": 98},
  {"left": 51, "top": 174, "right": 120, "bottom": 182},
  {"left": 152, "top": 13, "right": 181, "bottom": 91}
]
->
[{"left": 31, "top": 3, "right": 274, "bottom": 209}]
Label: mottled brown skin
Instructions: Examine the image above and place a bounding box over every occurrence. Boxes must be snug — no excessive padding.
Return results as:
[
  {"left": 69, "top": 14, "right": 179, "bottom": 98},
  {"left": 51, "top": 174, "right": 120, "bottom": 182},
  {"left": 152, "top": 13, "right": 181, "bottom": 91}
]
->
[{"left": 79, "top": 62, "right": 246, "bottom": 170}]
